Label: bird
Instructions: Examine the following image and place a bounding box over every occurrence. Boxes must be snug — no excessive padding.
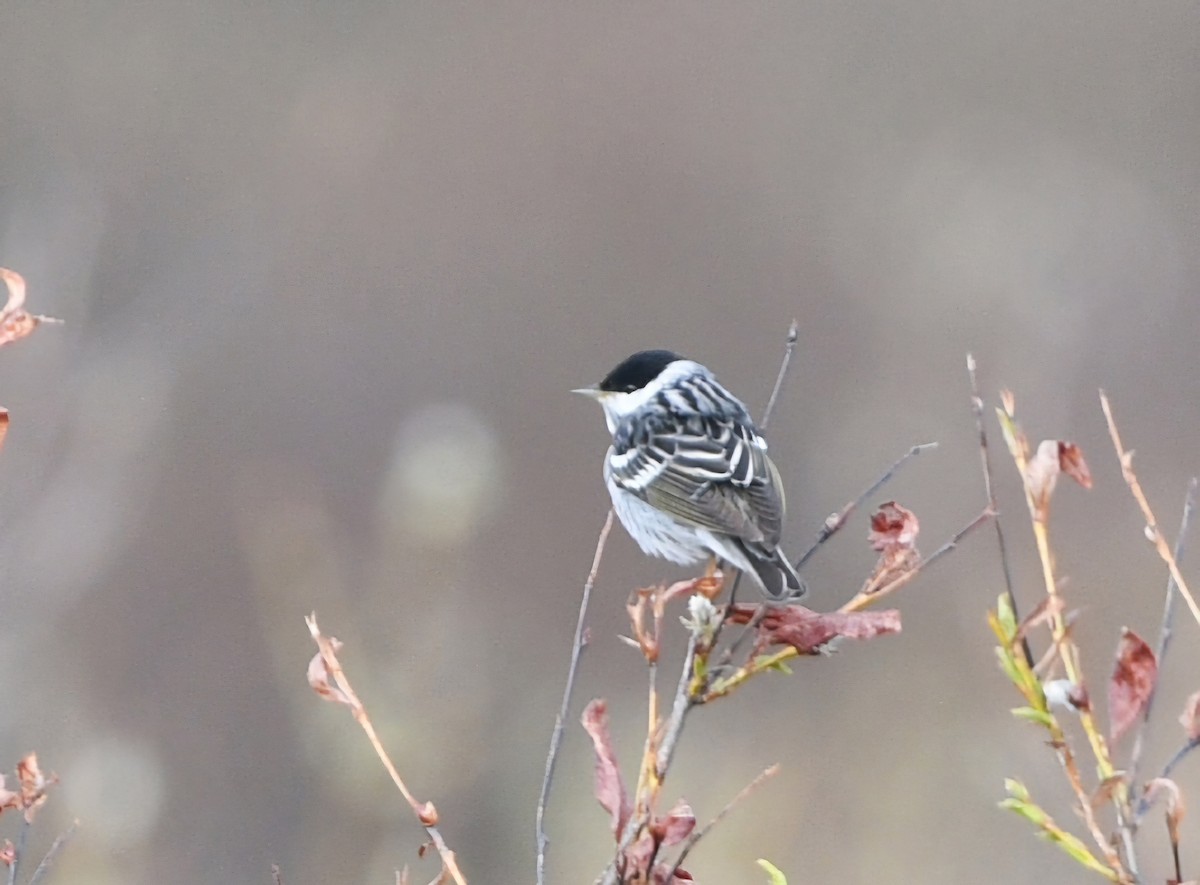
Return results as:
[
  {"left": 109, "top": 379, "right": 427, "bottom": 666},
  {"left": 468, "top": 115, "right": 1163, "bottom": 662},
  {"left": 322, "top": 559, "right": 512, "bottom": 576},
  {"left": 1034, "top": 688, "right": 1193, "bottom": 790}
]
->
[{"left": 574, "top": 349, "right": 805, "bottom": 599}]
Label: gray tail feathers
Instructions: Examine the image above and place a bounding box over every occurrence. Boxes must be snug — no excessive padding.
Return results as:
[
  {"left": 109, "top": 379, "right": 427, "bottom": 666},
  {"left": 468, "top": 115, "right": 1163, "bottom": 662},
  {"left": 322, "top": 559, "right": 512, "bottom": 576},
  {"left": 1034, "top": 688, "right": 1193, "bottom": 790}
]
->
[{"left": 739, "top": 544, "right": 807, "bottom": 600}]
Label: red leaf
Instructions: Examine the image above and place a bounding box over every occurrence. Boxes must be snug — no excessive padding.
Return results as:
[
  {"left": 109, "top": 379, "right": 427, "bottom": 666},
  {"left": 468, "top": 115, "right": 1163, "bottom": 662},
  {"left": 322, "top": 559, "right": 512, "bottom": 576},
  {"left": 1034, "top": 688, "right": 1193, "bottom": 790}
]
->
[
  {"left": 581, "top": 699, "right": 629, "bottom": 837},
  {"left": 1058, "top": 441, "right": 1092, "bottom": 489},
  {"left": 727, "top": 604, "right": 901, "bottom": 655},
  {"left": 1179, "top": 690, "right": 1200, "bottom": 742},
  {"left": 1108, "top": 628, "right": 1157, "bottom": 744},
  {"left": 657, "top": 799, "right": 695, "bottom": 846},
  {"left": 868, "top": 501, "right": 920, "bottom": 553}
]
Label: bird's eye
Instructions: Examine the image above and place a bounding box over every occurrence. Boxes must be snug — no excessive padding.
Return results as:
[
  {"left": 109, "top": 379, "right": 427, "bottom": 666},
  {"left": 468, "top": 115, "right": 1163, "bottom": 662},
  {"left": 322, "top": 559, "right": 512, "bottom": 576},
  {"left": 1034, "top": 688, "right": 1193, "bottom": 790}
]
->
[{"left": 624, "top": 384, "right": 637, "bottom": 393}]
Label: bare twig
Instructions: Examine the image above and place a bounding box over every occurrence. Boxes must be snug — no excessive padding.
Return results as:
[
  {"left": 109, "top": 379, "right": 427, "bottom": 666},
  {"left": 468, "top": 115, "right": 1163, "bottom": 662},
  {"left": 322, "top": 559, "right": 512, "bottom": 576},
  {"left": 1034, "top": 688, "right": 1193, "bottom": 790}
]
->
[
  {"left": 760, "top": 319, "right": 799, "bottom": 431},
  {"left": 306, "top": 616, "right": 467, "bottom": 885},
  {"left": 664, "top": 764, "right": 780, "bottom": 880},
  {"left": 1128, "top": 478, "right": 1198, "bottom": 801},
  {"left": 536, "top": 509, "right": 614, "bottom": 885},
  {"left": 654, "top": 642, "right": 699, "bottom": 779},
  {"left": 27, "top": 820, "right": 79, "bottom": 885},
  {"left": 967, "top": 354, "right": 1028, "bottom": 666},
  {"left": 794, "top": 442, "right": 938, "bottom": 571},
  {"left": 1100, "top": 391, "right": 1200, "bottom": 631},
  {"left": 7, "top": 819, "right": 29, "bottom": 885}
]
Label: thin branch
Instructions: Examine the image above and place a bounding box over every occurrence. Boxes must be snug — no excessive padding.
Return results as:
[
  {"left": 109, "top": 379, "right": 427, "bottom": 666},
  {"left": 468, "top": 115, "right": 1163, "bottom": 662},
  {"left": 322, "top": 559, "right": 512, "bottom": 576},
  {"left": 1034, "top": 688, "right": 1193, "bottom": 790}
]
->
[
  {"left": 1100, "top": 391, "right": 1200, "bottom": 630},
  {"left": 664, "top": 764, "right": 780, "bottom": 881},
  {"left": 7, "top": 819, "right": 29, "bottom": 885},
  {"left": 1128, "top": 478, "right": 1198, "bottom": 798},
  {"left": 27, "top": 820, "right": 79, "bottom": 885},
  {"left": 655, "top": 642, "right": 699, "bottom": 779},
  {"left": 759, "top": 319, "right": 799, "bottom": 431},
  {"left": 967, "top": 354, "right": 1028, "bottom": 666},
  {"left": 794, "top": 442, "right": 939, "bottom": 571},
  {"left": 536, "top": 509, "right": 614, "bottom": 885},
  {"left": 839, "top": 506, "right": 993, "bottom": 613},
  {"left": 306, "top": 616, "right": 467, "bottom": 885}
]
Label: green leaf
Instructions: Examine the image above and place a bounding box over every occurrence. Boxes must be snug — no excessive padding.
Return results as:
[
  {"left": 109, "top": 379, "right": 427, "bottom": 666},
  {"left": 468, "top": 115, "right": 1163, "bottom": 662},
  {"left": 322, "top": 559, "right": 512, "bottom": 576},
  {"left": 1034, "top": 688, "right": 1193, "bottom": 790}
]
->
[
  {"left": 1004, "top": 778, "right": 1030, "bottom": 802},
  {"left": 756, "top": 859, "right": 788, "bottom": 884},
  {"left": 1000, "top": 796, "right": 1048, "bottom": 827},
  {"left": 1011, "top": 706, "right": 1055, "bottom": 728},
  {"left": 1000, "top": 779, "right": 1120, "bottom": 881},
  {"left": 995, "top": 592, "right": 1017, "bottom": 637},
  {"left": 996, "top": 407, "right": 1022, "bottom": 459},
  {"left": 1042, "top": 828, "right": 1118, "bottom": 879},
  {"left": 994, "top": 646, "right": 1022, "bottom": 687},
  {"left": 756, "top": 656, "right": 793, "bottom": 675}
]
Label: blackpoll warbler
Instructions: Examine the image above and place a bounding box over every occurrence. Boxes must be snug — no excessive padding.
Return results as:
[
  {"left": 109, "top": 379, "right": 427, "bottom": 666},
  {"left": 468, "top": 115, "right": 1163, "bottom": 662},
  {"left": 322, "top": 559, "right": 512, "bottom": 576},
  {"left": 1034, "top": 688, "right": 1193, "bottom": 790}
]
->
[{"left": 575, "top": 350, "right": 805, "bottom": 599}]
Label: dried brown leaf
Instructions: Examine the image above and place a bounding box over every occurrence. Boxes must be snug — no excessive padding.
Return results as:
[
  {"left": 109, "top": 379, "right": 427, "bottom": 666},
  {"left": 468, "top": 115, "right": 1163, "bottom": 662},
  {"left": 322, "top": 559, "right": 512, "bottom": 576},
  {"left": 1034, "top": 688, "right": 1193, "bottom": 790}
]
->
[
  {"left": 306, "top": 640, "right": 355, "bottom": 708},
  {"left": 656, "top": 799, "right": 695, "bottom": 846},
  {"left": 627, "top": 588, "right": 661, "bottom": 661},
  {"left": 1108, "top": 628, "right": 1157, "bottom": 744},
  {"left": 1144, "top": 777, "right": 1186, "bottom": 846},
  {"left": 0, "top": 268, "right": 26, "bottom": 315},
  {"left": 1179, "top": 690, "right": 1200, "bottom": 742},
  {"left": 1025, "top": 439, "right": 1061, "bottom": 516},
  {"left": 0, "top": 268, "right": 61, "bottom": 348},
  {"left": 0, "top": 774, "right": 19, "bottom": 816},
  {"left": 1091, "top": 773, "right": 1128, "bottom": 810},
  {"left": 16, "top": 753, "right": 54, "bottom": 823},
  {"left": 416, "top": 801, "right": 438, "bottom": 826},
  {"left": 1025, "top": 440, "right": 1092, "bottom": 516},
  {"left": 1058, "top": 441, "right": 1092, "bottom": 489},
  {"left": 581, "top": 699, "right": 629, "bottom": 838},
  {"left": 727, "top": 604, "right": 901, "bottom": 655}
]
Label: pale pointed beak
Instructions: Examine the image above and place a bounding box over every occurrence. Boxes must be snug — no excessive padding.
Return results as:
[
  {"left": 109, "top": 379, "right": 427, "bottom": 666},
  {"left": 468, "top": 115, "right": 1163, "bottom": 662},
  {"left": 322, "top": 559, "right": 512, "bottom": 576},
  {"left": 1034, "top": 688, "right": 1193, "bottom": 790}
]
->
[{"left": 571, "top": 386, "right": 604, "bottom": 399}]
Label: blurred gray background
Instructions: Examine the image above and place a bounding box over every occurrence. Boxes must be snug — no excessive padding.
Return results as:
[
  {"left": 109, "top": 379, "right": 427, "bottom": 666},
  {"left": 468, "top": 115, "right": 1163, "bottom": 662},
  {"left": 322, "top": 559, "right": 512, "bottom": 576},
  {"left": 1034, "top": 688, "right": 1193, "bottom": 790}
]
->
[{"left": 1, "top": 3, "right": 1198, "bottom": 883}]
